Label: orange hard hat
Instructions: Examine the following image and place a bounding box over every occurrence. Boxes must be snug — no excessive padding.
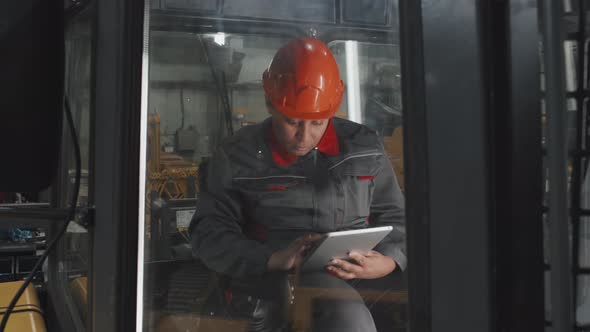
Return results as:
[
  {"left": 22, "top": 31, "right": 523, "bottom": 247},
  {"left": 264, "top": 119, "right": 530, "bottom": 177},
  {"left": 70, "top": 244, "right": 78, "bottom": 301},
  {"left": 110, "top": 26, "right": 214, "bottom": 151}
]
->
[{"left": 262, "top": 37, "right": 344, "bottom": 120}]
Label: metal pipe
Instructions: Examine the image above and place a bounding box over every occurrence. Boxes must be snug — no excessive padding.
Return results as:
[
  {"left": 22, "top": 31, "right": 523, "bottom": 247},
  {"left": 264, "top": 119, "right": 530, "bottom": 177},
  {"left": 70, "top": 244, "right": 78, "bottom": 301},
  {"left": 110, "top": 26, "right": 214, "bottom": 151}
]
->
[{"left": 541, "top": 0, "right": 573, "bottom": 330}]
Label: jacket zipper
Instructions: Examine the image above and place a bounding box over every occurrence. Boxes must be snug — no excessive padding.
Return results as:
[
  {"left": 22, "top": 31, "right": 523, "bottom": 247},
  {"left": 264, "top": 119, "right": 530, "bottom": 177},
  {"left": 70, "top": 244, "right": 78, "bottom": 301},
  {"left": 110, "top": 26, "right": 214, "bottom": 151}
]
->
[{"left": 328, "top": 152, "right": 383, "bottom": 170}]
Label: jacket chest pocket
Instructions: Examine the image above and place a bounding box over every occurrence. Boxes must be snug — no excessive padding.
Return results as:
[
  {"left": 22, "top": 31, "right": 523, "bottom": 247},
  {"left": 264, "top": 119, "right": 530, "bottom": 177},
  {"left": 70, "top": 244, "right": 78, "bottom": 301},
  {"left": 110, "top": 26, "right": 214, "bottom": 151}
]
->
[
  {"left": 331, "top": 156, "right": 382, "bottom": 222},
  {"left": 233, "top": 177, "right": 312, "bottom": 230}
]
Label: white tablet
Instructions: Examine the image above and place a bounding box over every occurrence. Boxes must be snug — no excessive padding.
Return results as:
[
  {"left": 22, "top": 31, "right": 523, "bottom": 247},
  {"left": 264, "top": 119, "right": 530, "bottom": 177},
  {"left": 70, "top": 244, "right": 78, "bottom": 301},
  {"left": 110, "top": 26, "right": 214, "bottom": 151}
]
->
[{"left": 300, "top": 226, "right": 393, "bottom": 272}]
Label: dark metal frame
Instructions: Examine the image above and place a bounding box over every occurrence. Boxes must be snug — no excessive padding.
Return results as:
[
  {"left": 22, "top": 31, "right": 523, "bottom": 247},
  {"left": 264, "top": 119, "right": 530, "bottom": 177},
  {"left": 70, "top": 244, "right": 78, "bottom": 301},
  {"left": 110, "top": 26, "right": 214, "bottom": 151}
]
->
[
  {"left": 401, "top": 1, "right": 494, "bottom": 331},
  {"left": 398, "top": 1, "right": 430, "bottom": 331},
  {"left": 484, "top": 1, "right": 545, "bottom": 331},
  {"left": 541, "top": 0, "right": 574, "bottom": 331},
  {"left": 568, "top": 1, "right": 590, "bottom": 331},
  {"left": 421, "top": 1, "right": 493, "bottom": 330},
  {"left": 149, "top": 0, "right": 399, "bottom": 43},
  {"left": 91, "top": 0, "right": 145, "bottom": 330},
  {"left": 149, "top": 15, "right": 397, "bottom": 45},
  {"left": 151, "top": 0, "right": 397, "bottom": 29},
  {"left": 401, "top": 1, "right": 543, "bottom": 331}
]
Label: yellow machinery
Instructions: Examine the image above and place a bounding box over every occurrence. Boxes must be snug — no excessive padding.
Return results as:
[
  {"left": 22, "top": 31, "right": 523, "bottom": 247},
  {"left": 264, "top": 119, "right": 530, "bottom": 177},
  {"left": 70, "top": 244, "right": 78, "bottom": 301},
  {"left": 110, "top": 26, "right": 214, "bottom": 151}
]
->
[{"left": 0, "top": 281, "right": 46, "bottom": 332}]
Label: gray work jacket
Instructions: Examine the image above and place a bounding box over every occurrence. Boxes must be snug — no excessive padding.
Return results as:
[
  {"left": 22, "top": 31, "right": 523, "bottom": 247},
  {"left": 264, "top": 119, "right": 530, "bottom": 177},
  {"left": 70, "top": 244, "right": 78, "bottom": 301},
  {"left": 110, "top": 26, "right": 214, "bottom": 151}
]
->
[{"left": 190, "top": 117, "right": 406, "bottom": 278}]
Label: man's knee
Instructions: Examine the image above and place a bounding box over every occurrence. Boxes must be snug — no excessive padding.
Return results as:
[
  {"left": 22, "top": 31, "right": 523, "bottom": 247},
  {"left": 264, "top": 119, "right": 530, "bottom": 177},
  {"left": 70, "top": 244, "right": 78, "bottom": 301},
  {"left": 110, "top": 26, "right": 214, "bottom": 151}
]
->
[{"left": 311, "top": 298, "right": 376, "bottom": 332}]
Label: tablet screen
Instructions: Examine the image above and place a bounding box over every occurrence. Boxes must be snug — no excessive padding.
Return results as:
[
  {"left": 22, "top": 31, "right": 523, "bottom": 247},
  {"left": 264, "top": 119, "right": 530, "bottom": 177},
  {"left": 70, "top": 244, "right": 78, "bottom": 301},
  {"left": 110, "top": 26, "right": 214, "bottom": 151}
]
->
[{"left": 300, "top": 226, "right": 393, "bottom": 272}]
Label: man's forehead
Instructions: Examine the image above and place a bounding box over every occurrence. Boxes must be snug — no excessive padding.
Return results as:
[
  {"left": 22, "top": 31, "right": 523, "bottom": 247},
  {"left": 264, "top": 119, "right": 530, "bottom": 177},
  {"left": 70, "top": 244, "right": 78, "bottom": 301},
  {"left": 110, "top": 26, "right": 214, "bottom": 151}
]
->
[
  {"left": 267, "top": 99, "right": 330, "bottom": 122},
  {"left": 275, "top": 111, "right": 329, "bottom": 123}
]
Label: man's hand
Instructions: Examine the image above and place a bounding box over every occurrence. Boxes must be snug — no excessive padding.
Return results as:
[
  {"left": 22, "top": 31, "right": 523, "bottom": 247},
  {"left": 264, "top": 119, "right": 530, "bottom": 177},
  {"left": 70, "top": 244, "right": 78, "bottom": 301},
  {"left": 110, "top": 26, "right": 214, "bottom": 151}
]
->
[
  {"left": 326, "top": 250, "right": 396, "bottom": 280},
  {"left": 267, "top": 234, "right": 322, "bottom": 272}
]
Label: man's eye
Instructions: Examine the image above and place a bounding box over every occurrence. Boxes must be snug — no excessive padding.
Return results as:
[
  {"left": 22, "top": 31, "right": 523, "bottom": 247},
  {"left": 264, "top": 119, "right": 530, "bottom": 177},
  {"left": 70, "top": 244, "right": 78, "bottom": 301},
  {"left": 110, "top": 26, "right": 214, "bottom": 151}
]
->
[{"left": 286, "top": 119, "right": 298, "bottom": 125}]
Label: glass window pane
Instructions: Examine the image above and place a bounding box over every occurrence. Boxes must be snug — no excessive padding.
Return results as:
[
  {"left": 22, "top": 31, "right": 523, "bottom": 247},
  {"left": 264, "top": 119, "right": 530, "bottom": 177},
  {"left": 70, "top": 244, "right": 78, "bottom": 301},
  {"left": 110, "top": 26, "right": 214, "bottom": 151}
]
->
[
  {"left": 330, "top": 41, "right": 403, "bottom": 189},
  {"left": 141, "top": 2, "right": 407, "bottom": 331},
  {"left": 57, "top": 8, "right": 95, "bottom": 329}
]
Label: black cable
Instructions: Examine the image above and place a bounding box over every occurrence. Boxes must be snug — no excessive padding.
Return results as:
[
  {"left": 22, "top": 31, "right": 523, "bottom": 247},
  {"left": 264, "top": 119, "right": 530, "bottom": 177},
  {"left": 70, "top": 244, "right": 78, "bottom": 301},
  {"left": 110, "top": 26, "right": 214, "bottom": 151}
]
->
[
  {"left": 197, "top": 35, "right": 234, "bottom": 136},
  {"left": 179, "top": 87, "right": 185, "bottom": 130},
  {"left": 219, "top": 72, "right": 234, "bottom": 136},
  {"left": 0, "top": 97, "right": 81, "bottom": 332}
]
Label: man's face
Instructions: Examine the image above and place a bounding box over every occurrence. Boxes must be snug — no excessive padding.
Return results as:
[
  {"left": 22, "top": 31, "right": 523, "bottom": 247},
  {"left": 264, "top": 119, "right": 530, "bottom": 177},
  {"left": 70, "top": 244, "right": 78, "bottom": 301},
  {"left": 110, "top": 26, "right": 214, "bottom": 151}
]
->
[{"left": 269, "top": 106, "right": 330, "bottom": 156}]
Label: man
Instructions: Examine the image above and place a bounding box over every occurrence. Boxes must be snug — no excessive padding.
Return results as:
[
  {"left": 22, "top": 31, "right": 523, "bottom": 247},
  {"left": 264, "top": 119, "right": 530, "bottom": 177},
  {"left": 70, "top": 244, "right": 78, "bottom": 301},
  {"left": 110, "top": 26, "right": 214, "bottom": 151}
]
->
[{"left": 191, "top": 37, "right": 406, "bottom": 331}]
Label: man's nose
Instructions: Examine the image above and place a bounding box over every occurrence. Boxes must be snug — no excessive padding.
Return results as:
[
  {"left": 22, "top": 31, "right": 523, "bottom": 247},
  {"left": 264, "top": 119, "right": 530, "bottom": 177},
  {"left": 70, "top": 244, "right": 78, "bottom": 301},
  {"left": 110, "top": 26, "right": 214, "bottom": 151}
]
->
[{"left": 295, "top": 123, "right": 311, "bottom": 143}]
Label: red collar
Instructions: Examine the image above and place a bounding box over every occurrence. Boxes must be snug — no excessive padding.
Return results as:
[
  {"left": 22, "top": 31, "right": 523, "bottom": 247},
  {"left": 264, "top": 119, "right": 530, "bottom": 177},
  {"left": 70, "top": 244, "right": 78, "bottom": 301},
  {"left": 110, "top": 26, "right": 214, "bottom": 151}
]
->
[{"left": 269, "top": 119, "right": 340, "bottom": 167}]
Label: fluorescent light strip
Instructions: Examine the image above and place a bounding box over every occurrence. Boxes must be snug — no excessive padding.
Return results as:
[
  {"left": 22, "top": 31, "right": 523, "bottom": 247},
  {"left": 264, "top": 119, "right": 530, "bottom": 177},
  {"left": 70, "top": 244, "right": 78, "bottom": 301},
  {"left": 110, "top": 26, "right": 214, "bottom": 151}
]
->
[
  {"left": 136, "top": 0, "right": 150, "bottom": 330},
  {"left": 345, "top": 40, "right": 362, "bottom": 124}
]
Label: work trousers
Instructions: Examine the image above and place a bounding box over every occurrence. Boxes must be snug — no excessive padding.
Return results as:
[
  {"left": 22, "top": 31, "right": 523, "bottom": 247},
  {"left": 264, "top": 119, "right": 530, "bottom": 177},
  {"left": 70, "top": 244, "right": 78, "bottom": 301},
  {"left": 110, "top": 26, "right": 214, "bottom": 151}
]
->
[{"left": 217, "top": 271, "right": 406, "bottom": 332}]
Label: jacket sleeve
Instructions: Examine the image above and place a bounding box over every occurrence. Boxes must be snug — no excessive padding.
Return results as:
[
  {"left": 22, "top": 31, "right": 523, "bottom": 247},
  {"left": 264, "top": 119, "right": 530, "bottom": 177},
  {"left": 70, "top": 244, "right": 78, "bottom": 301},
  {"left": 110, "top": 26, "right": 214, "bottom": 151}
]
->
[
  {"left": 189, "top": 146, "right": 274, "bottom": 278},
  {"left": 370, "top": 141, "right": 407, "bottom": 271}
]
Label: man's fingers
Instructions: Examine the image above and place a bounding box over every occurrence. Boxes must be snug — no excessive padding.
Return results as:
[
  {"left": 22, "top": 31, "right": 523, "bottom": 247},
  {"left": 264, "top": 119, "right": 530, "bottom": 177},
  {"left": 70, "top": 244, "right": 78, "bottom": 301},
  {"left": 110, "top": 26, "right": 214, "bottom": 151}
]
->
[
  {"left": 289, "top": 240, "right": 303, "bottom": 251},
  {"left": 347, "top": 252, "right": 367, "bottom": 266},
  {"left": 304, "top": 233, "right": 323, "bottom": 243},
  {"left": 291, "top": 234, "right": 320, "bottom": 249},
  {"left": 329, "top": 259, "right": 363, "bottom": 274},
  {"left": 287, "top": 239, "right": 307, "bottom": 257},
  {"left": 366, "top": 250, "right": 381, "bottom": 257},
  {"left": 291, "top": 237, "right": 304, "bottom": 246},
  {"left": 326, "top": 266, "right": 355, "bottom": 280}
]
